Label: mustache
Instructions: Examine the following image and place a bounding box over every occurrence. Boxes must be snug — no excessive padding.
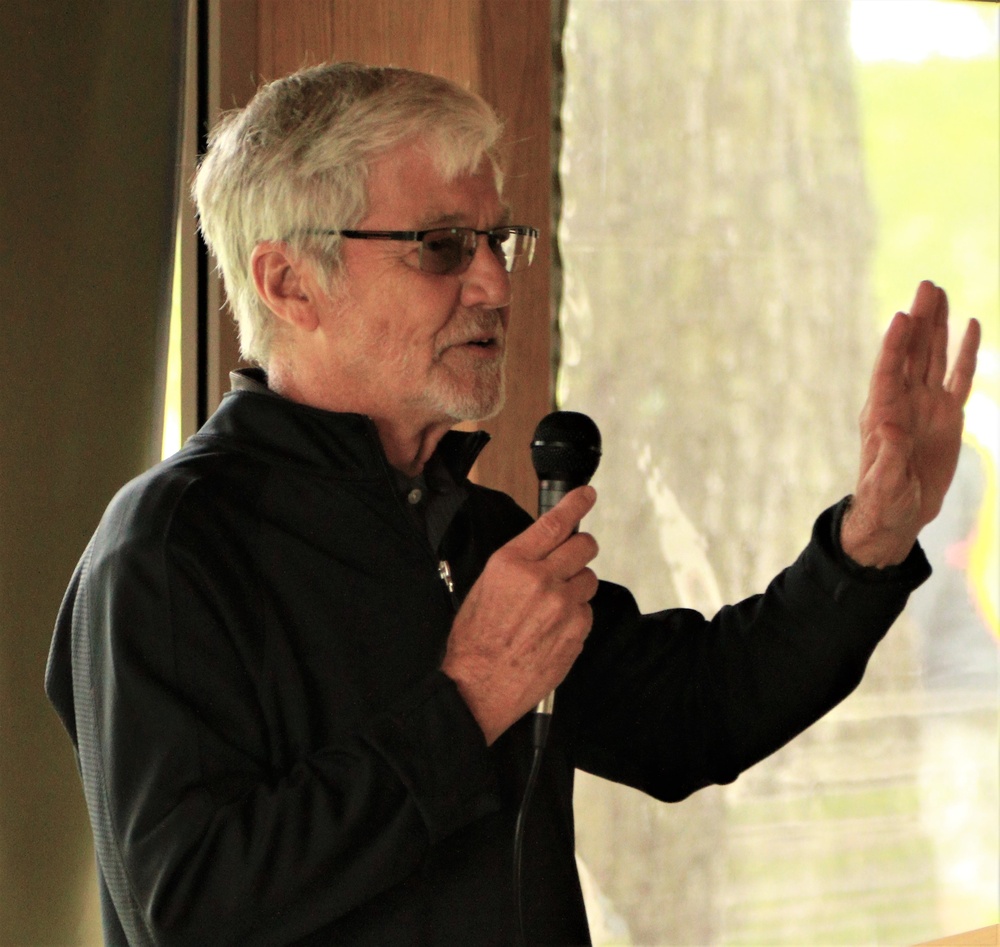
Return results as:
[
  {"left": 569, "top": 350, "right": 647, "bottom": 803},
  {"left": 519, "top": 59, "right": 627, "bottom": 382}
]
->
[{"left": 437, "top": 312, "right": 506, "bottom": 351}]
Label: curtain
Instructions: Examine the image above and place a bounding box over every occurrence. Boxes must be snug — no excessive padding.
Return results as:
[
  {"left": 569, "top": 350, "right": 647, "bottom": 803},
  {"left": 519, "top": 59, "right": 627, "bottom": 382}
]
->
[{"left": 0, "top": 2, "right": 187, "bottom": 940}]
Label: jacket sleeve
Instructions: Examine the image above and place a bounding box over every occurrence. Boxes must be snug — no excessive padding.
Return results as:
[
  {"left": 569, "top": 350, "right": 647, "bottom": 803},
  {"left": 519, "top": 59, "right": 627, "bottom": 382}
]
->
[
  {"left": 45, "top": 479, "right": 501, "bottom": 947},
  {"left": 558, "top": 499, "right": 931, "bottom": 802}
]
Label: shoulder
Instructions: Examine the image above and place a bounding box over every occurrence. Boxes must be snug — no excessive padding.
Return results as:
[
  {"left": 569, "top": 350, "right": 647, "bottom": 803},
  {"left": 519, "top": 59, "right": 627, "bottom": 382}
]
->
[{"left": 92, "top": 444, "right": 268, "bottom": 573}]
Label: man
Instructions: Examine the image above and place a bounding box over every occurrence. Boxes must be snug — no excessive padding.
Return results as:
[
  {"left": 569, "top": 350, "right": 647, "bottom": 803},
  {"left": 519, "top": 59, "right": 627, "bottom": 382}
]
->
[{"left": 46, "top": 62, "right": 979, "bottom": 946}]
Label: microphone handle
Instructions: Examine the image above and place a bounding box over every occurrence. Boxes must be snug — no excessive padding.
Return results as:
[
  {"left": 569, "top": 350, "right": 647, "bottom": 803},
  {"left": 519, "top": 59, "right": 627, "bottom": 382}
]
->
[
  {"left": 535, "top": 478, "right": 580, "bottom": 721},
  {"left": 537, "top": 478, "right": 575, "bottom": 518}
]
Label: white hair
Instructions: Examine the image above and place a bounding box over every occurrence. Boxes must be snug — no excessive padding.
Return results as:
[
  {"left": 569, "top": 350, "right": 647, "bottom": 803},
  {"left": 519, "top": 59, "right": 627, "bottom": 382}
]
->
[{"left": 192, "top": 62, "right": 505, "bottom": 365}]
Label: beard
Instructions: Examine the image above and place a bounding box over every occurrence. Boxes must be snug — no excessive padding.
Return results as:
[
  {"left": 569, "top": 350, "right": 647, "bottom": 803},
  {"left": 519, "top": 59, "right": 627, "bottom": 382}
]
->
[
  {"left": 426, "top": 345, "right": 507, "bottom": 422},
  {"left": 423, "top": 310, "right": 508, "bottom": 422}
]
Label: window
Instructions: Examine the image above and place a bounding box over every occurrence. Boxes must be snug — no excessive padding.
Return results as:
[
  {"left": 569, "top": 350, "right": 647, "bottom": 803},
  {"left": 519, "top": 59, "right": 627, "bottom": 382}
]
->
[{"left": 558, "top": 1, "right": 998, "bottom": 943}]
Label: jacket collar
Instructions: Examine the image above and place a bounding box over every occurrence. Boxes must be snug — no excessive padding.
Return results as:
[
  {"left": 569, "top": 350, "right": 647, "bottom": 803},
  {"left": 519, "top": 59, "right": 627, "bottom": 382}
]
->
[{"left": 191, "top": 368, "right": 490, "bottom": 482}]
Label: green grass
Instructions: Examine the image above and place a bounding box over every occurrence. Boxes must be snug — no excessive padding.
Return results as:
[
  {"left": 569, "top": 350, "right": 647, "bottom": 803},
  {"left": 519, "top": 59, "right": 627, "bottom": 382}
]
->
[{"left": 857, "top": 56, "right": 999, "bottom": 380}]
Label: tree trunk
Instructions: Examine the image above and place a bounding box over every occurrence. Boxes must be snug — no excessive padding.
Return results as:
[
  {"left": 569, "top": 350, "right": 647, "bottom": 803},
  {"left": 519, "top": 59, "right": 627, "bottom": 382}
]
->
[{"left": 558, "top": 2, "right": 887, "bottom": 943}]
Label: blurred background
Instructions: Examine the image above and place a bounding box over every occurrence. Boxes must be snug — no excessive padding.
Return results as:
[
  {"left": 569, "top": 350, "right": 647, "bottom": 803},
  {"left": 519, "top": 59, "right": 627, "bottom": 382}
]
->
[
  {"left": 2, "top": 1, "right": 996, "bottom": 944},
  {"left": 558, "top": 2, "right": 998, "bottom": 944}
]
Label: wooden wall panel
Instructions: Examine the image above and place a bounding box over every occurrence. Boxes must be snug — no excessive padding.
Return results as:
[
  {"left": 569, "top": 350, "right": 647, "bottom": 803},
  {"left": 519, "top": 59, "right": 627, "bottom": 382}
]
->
[
  {"left": 475, "top": 0, "right": 553, "bottom": 511},
  {"left": 259, "top": 0, "right": 479, "bottom": 83},
  {"left": 254, "top": 0, "right": 552, "bottom": 513}
]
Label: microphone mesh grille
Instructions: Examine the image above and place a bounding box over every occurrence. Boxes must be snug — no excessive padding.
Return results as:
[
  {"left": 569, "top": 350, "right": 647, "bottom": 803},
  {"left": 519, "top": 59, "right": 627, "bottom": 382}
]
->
[{"left": 530, "top": 411, "right": 602, "bottom": 483}]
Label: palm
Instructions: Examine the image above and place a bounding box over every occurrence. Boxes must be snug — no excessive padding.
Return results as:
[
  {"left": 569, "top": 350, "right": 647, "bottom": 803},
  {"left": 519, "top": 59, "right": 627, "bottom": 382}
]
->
[{"left": 845, "top": 281, "right": 980, "bottom": 566}]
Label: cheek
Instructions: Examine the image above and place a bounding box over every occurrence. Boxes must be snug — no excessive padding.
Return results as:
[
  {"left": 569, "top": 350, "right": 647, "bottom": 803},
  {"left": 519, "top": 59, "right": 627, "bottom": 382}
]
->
[
  {"left": 391, "top": 290, "right": 463, "bottom": 349},
  {"left": 338, "top": 269, "right": 462, "bottom": 359}
]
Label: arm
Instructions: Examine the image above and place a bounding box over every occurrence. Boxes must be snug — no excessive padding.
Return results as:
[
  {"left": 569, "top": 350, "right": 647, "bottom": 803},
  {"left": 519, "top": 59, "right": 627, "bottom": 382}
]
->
[
  {"left": 558, "top": 287, "right": 971, "bottom": 796},
  {"left": 841, "top": 280, "right": 980, "bottom": 567},
  {"left": 560, "top": 501, "right": 931, "bottom": 802},
  {"left": 53, "top": 487, "right": 501, "bottom": 947}
]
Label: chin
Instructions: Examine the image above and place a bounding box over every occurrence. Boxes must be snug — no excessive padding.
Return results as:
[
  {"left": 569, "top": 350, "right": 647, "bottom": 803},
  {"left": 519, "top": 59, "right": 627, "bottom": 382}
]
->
[
  {"left": 439, "top": 376, "right": 507, "bottom": 424},
  {"left": 470, "top": 393, "right": 505, "bottom": 422}
]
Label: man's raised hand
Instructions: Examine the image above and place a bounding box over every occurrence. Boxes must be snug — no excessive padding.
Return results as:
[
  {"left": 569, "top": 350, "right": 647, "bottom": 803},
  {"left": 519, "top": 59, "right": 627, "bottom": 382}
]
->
[{"left": 841, "top": 280, "right": 980, "bottom": 567}]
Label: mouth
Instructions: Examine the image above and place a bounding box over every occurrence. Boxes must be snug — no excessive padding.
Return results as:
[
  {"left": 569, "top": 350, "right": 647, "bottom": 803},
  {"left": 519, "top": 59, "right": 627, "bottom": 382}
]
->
[
  {"left": 441, "top": 326, "right": 505, "bottom": 357},
  {"left": 451, "top": 335, "right": 504, "bottom": 361},
  {"left": 463, "top": 335, "right": 499, "bottom": 349}
]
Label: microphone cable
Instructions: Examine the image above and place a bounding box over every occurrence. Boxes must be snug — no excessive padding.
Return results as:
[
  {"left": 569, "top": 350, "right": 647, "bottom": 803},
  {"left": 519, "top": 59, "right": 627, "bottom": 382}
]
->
[{"left": 513, "top": 712, "right": 551, "bottom": 947}]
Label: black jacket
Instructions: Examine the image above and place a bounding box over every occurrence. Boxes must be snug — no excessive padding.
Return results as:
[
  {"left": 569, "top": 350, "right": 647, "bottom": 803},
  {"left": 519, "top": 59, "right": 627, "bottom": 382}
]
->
[{"left": 46, "top": 383, "right": 930, "bottom": 946}]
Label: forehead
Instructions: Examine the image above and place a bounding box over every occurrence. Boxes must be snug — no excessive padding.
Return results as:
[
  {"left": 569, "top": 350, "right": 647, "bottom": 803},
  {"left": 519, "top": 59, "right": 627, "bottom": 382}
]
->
[{"left": 362, "top": 138, "right": 507, "bottom": 229}]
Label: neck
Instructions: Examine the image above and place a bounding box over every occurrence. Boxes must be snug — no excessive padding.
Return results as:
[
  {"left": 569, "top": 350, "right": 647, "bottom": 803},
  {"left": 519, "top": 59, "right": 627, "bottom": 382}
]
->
[
  {"left": 268, "top": 359, "right": 455, "bottom": 477},
  {"left": 373, "top": 415, "right": 454, "bottom": 476}
]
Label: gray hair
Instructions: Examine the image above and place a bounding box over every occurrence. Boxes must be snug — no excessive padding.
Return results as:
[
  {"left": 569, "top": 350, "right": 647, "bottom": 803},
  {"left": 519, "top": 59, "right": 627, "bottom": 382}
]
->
[{"left": 192, "top": 62, "right": 505, "bottom": 365}]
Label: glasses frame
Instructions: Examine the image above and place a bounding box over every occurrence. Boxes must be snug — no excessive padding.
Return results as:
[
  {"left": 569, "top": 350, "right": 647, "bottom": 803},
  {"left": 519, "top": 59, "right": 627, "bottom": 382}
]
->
[{"left": 309, "top": 225, "right": 539, "bottom": 275}]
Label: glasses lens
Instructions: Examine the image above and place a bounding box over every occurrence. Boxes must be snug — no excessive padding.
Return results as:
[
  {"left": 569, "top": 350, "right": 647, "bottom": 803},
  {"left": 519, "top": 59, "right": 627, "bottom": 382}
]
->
[
  {"left": 491, "top": 227, "right": 537, "bottom": 273},
  {"left": 418, "top": 227, "right": 537, "bottom": 275},
  {"left": 419, "top": 230, "right": 473, "bottom": 275},
  {"left": 487, "top": 228, "right": 513, "bottom": 271}
]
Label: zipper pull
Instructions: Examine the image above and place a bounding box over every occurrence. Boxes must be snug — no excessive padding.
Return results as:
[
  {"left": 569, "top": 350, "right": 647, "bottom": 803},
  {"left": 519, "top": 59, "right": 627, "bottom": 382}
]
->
[
  {"left": 438, "top": 559, "right": 461, "bottom": 613},
  {"left": 438, "top": 560, "right": 455, "bottom": 594}
]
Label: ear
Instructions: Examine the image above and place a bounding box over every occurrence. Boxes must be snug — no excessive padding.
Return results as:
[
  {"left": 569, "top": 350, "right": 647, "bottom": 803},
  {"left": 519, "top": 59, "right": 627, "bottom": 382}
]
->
[{"left": 251, "top": 242, "right": 321, "bottom": 331}]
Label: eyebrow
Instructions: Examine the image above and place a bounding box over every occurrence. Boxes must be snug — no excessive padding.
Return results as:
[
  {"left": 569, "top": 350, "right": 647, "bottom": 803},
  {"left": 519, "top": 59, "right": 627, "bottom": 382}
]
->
[{"left": 417, "top": 206, "right": 514, "bottom": 231}]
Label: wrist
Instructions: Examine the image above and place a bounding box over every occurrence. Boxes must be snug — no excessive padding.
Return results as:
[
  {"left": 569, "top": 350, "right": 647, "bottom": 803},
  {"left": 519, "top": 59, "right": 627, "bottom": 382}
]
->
[
  {"left": 839, "top": 497, "right": 915, "bottom": 569},
  {"left": 440, "top": 656, "right": 506, "bottom": 746}
]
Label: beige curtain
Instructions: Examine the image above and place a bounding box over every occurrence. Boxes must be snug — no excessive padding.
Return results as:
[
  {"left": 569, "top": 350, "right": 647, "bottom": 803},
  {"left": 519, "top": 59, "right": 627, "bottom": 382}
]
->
[{"left": 0, "top": 2, "right": 187, "bottom": 942}]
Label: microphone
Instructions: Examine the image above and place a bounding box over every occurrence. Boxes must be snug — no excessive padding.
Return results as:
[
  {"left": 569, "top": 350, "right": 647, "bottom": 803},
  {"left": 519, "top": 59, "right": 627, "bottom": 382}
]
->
[{"left": 529, "top": 411, "right": 602, "bottom": 723}]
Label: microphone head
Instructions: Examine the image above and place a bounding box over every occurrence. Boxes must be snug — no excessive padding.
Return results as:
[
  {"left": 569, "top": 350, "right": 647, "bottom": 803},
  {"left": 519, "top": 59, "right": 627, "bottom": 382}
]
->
[{"left": 530, "top": 411, "right": 602, "bottom": 485}]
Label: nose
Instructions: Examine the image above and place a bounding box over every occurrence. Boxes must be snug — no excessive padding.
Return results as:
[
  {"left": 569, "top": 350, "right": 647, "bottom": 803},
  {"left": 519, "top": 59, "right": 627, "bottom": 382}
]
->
[{"left": 459, "top": 238, "right": 512, "bottom": 310}]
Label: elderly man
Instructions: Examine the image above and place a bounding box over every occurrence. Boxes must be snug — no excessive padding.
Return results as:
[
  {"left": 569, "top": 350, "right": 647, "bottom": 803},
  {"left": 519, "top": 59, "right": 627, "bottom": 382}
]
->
[{"left": 46, "top": 62, "right": 978, "bottom": 946}]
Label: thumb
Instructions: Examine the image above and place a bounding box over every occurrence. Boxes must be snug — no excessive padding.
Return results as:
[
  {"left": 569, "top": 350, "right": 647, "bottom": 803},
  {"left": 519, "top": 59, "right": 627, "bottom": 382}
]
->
[{"left": 855, "top": 424, "right": 918, "bottom": 525}]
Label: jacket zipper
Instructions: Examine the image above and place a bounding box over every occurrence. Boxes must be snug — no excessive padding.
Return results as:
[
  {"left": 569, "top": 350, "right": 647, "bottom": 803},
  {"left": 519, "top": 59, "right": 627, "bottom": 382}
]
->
[
  {"left": 362, "top": 420, "right": 464, "bottom": 617},
  {"left": 438, "top": 559, "right": 460, "bottom": 613}
]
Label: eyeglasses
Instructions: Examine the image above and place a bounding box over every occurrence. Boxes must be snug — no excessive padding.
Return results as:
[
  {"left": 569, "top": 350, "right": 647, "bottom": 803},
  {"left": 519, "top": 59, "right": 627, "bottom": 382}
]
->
[{"left": 312, "top": 225, "right": 538, "bottom": 276}]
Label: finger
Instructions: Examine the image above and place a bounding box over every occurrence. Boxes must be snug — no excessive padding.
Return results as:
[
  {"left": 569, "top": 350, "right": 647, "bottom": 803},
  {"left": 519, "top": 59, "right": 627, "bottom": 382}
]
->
[
  {"left": 507, "top": 485, "right": 597, "bottom": 561},
  {"left": 908, "top": 279, "right": 942, "bottom": 320},
  {"left": 925, "top": 286, "right": 949, "bottom": 388},
  {"left": 945, "top": 318, "right": 981, "bottom": 406},
  {"left": 866, "top": 310, "right": 912, "bottom": 404},
  {"left": 564, "top": 566, "right": 600, "bottom": 603},
  {"left": 906, "top": 281, "right": 940, "bottom": 387},
  {"left": 546, "top": 531, "right": 600, "bottom": 580}
]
